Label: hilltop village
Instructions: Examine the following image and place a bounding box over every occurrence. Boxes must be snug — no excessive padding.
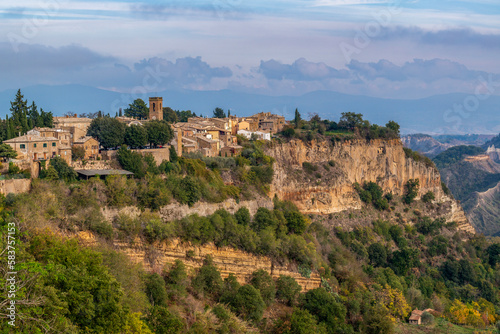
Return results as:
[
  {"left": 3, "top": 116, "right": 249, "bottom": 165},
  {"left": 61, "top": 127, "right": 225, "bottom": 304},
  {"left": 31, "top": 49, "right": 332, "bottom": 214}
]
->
[{"left": 2, "top": 96, "right": 285, "bottom": 177}]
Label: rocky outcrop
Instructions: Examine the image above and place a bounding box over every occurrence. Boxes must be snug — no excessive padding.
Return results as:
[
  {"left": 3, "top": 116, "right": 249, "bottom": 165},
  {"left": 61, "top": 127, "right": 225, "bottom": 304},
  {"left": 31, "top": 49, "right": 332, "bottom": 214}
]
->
[
  {"left": 0, "top": 178, "right": 31, "bottom": 195},
  {"left": 265, "top": 138, "right": 474, "bottom": 233},
  {"left": 79, "top": 232, "right": 321, "bottom": 291},
  {"left": 101, "top": 197, "right": 274, "bottom": 223}
]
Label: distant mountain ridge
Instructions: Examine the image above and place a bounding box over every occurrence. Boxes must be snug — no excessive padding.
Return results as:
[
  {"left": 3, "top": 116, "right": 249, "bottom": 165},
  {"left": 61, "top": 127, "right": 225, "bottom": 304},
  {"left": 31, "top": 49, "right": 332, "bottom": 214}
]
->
[{"left": 1, "top": 84, "right": 500, "bottom": 134}]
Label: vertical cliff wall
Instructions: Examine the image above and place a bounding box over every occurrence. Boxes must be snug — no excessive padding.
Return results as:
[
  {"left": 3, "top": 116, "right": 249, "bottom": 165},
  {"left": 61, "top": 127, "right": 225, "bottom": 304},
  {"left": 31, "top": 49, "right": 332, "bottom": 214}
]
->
[{"left": 265, "top": 138, "right": 474, "bottom": 233}]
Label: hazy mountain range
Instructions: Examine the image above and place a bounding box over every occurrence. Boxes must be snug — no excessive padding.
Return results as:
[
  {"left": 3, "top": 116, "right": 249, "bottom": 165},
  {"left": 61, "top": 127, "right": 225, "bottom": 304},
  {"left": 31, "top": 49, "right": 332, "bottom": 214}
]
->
[{"left": 1, "top": 84, "right": 500, "bottom": 135}]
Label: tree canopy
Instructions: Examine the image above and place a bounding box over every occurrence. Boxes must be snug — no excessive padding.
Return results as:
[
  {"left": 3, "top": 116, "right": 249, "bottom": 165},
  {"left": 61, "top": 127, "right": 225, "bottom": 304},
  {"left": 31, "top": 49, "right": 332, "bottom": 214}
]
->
[
  {"left": 87, "top": 116, "right": 126, "bottom": 149},
  {"left": 124, "top": 99, "right": 149, "bottom": 119},
  {"left": 144, "top": 120, "right": 173, "bottom": 148},
  {"left": 213, "top": 107, "right": 226, "bottom": 118}
]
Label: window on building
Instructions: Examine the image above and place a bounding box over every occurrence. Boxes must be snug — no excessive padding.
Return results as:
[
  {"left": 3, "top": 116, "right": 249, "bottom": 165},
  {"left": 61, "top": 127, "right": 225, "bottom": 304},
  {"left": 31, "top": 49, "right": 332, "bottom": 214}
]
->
[
  {"left": 43, "top": 143, "right": 47, "bottom": 148},
  {"left": 20, "top": 144, "right": 25, "bottom": 149},
  {"left": 33, "top": 143, "right": 37, "bottom": 148},
  {"left": 52, "top": 143, "right": 56, "bottom": 147}
]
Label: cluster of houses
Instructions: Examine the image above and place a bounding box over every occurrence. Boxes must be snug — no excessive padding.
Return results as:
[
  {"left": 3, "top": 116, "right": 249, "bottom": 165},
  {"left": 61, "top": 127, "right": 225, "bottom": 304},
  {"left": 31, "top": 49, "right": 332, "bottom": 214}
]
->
[
  {"left": 3, "top": 97, "right": 286, "bottom": 172},
  {"left": 173, "top": 111, "right": 285, "bottom": 157},
  {"left": 4, "top": 116, "right": 98, "bottom": 165}
]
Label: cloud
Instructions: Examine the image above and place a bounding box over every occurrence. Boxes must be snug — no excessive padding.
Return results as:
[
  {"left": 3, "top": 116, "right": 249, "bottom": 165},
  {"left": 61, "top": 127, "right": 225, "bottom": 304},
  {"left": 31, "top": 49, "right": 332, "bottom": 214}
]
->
[
  {"left": 259, "top": 58, "right": 349, "bottom": 81},
  {"left": 0, "top": 43, "right": 233, "bottom": 91},
  {"left": 347, "top": 58, "right": 488, "bottom": 82},
  {"left": 0, "top": 42, "right": 115, "bottom": 72},
  {"left": 133, "top": 56, "right": 232, "bottom": 84},
  {"left": 376, "top": 26, "right": 500, "bottom": 49}
]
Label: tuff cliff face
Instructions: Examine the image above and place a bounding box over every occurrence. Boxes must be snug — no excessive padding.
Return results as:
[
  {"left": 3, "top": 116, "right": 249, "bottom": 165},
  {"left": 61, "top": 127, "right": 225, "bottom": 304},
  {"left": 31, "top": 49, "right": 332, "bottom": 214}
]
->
[
  {"left": 265, "top": 138, "right": 474, "bottom": 233},
  {"left": 79, "top": 232, "right": 321, "bottom": 292}
]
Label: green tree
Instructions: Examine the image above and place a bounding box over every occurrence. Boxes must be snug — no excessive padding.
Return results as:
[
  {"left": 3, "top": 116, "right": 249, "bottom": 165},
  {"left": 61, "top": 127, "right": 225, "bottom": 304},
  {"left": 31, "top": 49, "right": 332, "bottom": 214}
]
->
[
  {"left": 191, "top": 256, "right": 223, "bottom": 299},
  {"left": 27, "top": 101, "right": 42, "bottom": 128},
  {"left": 252, "top": 207, "right": 278, "bottom": 232},
  {"left": 87, "top": 116, "right": 126, "bottom": 149},
  {"left": 368, "top": 243, "right": 387, "bottom": 267},
  {"left": 294, "top": 108, "right": 302, "bottom": 129},
  {"left": 146, "top": 306, "right": 184, "bottom": 334},
  {"left": 169, "top": 145, "right": 178, "bottom": 163},
  {"left": 163, "top": 107, "right": 178, "bottom": 123},
  {"left": 40, "top": 108, "right": 53, "bottom": 127},
  {"left": 45, "top": 164, "right": 59, "bottom": 180},
  {"left": 145, "top": 273, "right": 168, "bottom": 307},
  {"left": 124, "top": 124, "right": 148, "bottom": 148},
  {"left": 235, "top": 207, "right": 251, "bottom": 226},
  {"left": 0, "top": 143, "right": 17, "bottom": 160},
  {"left": 276, "top": 275, "right": 302, "bottom": 306},
  {"left": 117, "top": 146, "right": 147, "bottom": 178},
  {"left": 403, "top": 179, "right": 419, "bottom": 204},
  {"left": 361, "top": 304, "right": 394, "bottom": 334},
  {"left": 339, "top": 112, "right": 364, "bottom": 130},
  {"left": 285, "top": 211, "right": 308, "bottom": 235},
  {"left": 301, "top": 288, "right": 347, "bottom": 333},
  {"left": 229, "top": 284, "right": 266, "bottom": 323},
  {"left": 385, "top": 120, "right": 400, "bottom": 136},
  {"left": 144, "top": 120, "right": 173, "bottom": 148},
  {"left": 289, "top": 308, "right": 327, "bottom": 334},
  {"left": 50, "top": 156, "right": 78, "bottom": 181},
  {"left": 213, "top": 107, "right": 226, "bottom": 118},
  {"left": 9, "top": 89, "right": 29, "bottom": 135},
  {"left": 125, "top": 99, "right": 149, "bottom": 119},
  {"left": 250, "top": 269, "right": 276, "bottom": 306}
]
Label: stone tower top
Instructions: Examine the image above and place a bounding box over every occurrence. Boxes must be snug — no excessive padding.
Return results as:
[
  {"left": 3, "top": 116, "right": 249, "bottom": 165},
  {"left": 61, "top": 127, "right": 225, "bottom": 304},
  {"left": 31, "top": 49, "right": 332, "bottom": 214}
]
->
[{"left": 149, "top": 97, "right": 163, "bottom": 121}]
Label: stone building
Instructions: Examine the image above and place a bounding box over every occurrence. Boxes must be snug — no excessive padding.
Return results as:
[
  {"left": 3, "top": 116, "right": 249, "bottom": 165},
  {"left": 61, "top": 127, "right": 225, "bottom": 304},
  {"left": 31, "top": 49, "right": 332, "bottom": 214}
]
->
[
  {"left": 4, "top": 134, "right": 72, "bottom": 164},
  {"left": 53, "top": 116, "right": 93, "bottom": 142},
  {"left": 149, "top": 97, "right": 163, "bottom": 120},
  {"left": 73, "top": 136, "right": 100, "bottom": 160}
]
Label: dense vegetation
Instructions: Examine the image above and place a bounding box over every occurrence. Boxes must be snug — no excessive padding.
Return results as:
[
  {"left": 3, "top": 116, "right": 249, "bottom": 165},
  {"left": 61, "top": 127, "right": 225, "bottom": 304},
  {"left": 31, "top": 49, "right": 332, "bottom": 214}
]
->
[
  {"left": 279, "top": 111, "right": 400, "bottom": 143},
  {"left": 0, "top": 89, "right": 54, "bottom": 141},
  {"left": 433, "top": 145, "right": 486, "bottom": 170},
  {"left": 3, "top": 164, "right": 500, "bottom": 333}
]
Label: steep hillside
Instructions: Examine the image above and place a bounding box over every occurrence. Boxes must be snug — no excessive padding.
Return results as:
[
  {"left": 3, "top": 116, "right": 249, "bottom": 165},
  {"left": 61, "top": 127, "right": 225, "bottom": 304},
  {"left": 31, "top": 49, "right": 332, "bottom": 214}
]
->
[
  {"left": 437, "top": 151, "right": 500, "bottom": 235},
  {"left": 265, "top": 138, "right": 473, "bottom": 233},
  {"left": 401, "top": 134, "right": 451, "bottom": 157}
]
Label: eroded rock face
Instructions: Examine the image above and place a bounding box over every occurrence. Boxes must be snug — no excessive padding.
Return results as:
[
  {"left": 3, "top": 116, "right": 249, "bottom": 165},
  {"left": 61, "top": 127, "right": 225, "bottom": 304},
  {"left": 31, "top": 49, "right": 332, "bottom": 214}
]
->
[
  {"left": 265, "top": 138, "right": 474, "bottom": 233},
  {"left": 79, "top": 232, "right": 321, "bottom": 292}
]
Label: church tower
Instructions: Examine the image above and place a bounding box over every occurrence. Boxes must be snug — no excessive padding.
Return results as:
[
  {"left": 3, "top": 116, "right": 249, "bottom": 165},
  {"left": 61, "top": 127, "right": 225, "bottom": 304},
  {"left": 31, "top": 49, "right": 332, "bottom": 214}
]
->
[{"left": 149, "top": 97, "right": 163, "bottom": 121}]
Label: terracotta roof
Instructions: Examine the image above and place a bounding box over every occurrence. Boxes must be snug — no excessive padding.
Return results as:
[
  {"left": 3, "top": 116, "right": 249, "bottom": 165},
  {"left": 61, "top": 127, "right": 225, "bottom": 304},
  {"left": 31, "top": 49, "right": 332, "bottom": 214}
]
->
[
  {"left": 409, "top": 314, "right": 421, "bottom": 321},
  {"left": 74, "top": 136, "right": 96, "bottom": 144},
  {"left": 4, "top": 134, "right": 58, "bottom": 143}
]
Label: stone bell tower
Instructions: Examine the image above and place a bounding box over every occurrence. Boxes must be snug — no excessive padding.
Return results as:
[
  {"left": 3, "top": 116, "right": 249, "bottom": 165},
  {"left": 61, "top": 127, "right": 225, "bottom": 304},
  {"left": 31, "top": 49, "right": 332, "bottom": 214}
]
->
[{"left": 149, "top": 97, "right": 163, "bottom": 121}]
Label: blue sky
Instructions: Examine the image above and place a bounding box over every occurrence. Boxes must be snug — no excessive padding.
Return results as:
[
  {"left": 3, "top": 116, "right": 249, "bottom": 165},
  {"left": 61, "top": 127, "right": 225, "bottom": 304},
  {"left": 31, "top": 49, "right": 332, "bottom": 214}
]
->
[{"left": 1, "top": 0, "right": 500, "bottom": 98}]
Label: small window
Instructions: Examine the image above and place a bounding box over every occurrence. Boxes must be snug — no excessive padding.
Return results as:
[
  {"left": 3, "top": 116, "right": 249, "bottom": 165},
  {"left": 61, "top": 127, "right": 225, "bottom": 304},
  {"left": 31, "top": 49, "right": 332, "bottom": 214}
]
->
[
  {"left": 33, "top": 143, "right": 37, "bottom": 148},
  {"left": 20, "top": 144, "right": 25, "bottom": 149},
  {"left": 43, "top": 143, "right": 47, "bottom": 148},
  {"left": 52, "top": 143, "right": 56, "bottom": 147}
]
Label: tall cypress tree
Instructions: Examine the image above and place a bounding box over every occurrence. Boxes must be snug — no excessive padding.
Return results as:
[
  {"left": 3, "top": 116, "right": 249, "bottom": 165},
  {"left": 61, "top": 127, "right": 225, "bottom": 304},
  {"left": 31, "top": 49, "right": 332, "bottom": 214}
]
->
[
  {"left": 5, "top": 116, "right": 11, "bottom": 140},
  {"left": 27, "top": 101, "right": 41, "bottom": 129},
  {"left": 294, "top": 108, "right": 301, "bottom": 129},
  {"left": 10, "top": 89, "right": 29, "bottom": 135}
]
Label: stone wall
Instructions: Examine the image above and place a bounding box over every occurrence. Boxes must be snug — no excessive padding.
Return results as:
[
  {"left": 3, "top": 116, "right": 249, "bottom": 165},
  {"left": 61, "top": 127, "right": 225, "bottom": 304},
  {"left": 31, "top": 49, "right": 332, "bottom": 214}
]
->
[{"left": 0, "top": 178, "right": 31, "bottom": 195}]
